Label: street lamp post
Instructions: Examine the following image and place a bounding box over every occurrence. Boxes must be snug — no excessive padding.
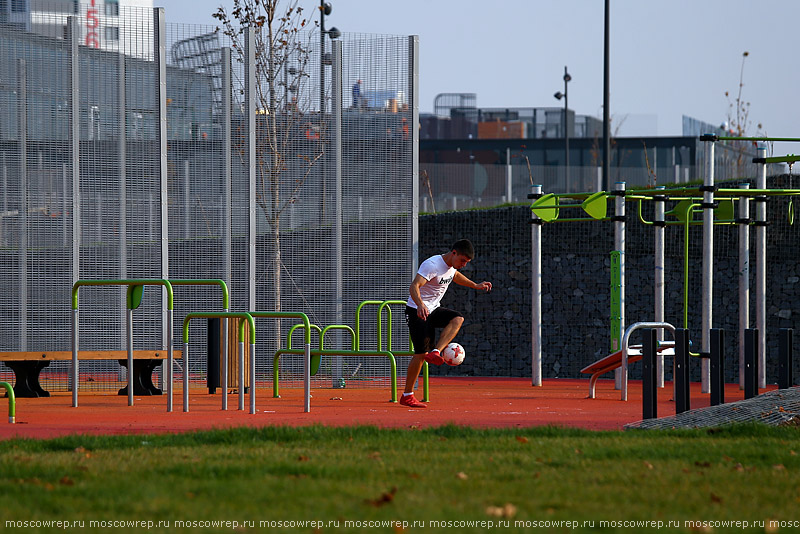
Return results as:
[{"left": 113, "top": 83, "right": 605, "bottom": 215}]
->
[
  {"left": 554, "top": 66, "right": 571, "bottom": 188},
  {"left": 318, "top": 1, "right": 339, "bottom": 222}
]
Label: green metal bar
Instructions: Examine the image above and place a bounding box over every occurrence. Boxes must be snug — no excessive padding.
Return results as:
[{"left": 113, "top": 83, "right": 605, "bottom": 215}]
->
[
  {"left": 248, "top": 312, "right": 311, "bottom": 344},
  {"left": 714, "top": 136, "right": 800, "bottom": 142},
  {"left": 629, "top": 187, "right": 800, "bottom": 198},
  {"left": 247, "top": 312, "right": 312, "bottom": 404},
  {"left": 355, "top": 300, "right": 384, "bottom": 351},
  {"left": 757, "top": 155, "right": 800, "bottom": 164},
  {"left": 544, "top": 217, "right": 612, "bottom": 223},
  {"left": 320, "top": 325, "right": 356, "bottom": 351},
  {"left": 378, "top": 300, "right": 410, "bottom": 351},
  {"left": 682, "top": 202, "right": 702, "bottom": 329},
  {"left": 169, "top": 279, "right": 229, "bottom": 309},
  {"left": 286, "top": 323, "right": 322, "bottom": 350},
  {"left": 1, "top": 382, "right": 15, "bottom": 423},
  {"left": 182, "top": 312, "right": 254, "bottom": 344},
  {"left": 716, "top": 188, "right": 800, "bottom": 196},
  {"left": 72, "top": 279, "right": 174, "bottom": 310},
  {"left": 273, "top": 348, "right": 397, "bottom": 402},
  {"left": 422, "top": 362, "right": 429, "bottom": 402}
]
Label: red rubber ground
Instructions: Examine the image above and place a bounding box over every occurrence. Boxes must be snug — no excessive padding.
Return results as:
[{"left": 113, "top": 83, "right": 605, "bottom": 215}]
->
[{"left": 0, "top": 378, "right": 774, "bottom": 439}]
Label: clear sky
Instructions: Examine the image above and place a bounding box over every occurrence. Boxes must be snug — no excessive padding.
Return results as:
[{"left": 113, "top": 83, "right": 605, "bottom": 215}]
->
[{"left": 156, "top": 0, "right": 800, "bottom": 155}]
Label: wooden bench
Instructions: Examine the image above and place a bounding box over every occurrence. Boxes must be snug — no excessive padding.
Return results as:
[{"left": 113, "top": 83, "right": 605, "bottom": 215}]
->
[{"left": 0, "top": 350, "right": 182, "bottom": 398}]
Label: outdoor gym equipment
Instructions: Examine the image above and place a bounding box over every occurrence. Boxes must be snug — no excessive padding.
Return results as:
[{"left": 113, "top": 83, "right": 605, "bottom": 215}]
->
[
  {"left": 182, "top": 312, "right": 255, "bottom": 413},
  {"left": 1, "top": 381, "right": 14, "bottom": 423},
  {"left": 71, "top": 278, "right": 229, "bottom": 411},
  {"left": 531, "top": 135, "right": 800, "bottom": 404},
  {"left": 71, "top": 279, "right": 175, "bottom": 409}
]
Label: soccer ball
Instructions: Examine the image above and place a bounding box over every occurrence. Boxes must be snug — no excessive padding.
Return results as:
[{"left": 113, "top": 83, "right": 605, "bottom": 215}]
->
[{"left": 442, "top": 343, "right": 465, "bottom": 366}]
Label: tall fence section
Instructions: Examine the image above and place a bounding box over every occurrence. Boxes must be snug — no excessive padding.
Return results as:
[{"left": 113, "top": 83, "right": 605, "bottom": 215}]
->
[{"left": 0, "top": 6, "right": 417, "bottom": 394}]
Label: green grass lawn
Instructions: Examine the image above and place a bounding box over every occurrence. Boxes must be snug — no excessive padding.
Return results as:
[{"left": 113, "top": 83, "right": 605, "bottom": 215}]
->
[{"left": 2, "top": 424, "right": 799, "bottom": 532}]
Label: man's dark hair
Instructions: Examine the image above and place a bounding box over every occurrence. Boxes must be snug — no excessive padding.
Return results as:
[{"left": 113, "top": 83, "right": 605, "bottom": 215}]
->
[{"left": 451, "top": 239, "right": 475, "bottom": 259}]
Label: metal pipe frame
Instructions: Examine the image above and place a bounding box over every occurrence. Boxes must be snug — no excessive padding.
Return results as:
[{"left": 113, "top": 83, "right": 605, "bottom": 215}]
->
[{"left": 620, "top": 321, "right": 676, "bottom": 401}]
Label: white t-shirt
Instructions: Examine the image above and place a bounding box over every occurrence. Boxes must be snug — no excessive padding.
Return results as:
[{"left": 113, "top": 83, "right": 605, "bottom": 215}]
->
[{"left": 406, "top": 255, "right": 456, "bottom": 313}]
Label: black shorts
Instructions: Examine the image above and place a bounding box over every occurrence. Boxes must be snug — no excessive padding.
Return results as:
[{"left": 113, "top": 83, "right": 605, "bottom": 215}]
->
[{"left": 405, "top": 306, "right": 463, "bottom": 354}]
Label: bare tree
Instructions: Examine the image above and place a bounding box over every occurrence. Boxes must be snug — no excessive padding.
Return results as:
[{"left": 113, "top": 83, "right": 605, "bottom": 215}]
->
[
  {"left": 214, "top": 0, "right": 324, "bottom": 317},
  {"left": 724, "top": 51, "right": 765, "bottom": 172}
]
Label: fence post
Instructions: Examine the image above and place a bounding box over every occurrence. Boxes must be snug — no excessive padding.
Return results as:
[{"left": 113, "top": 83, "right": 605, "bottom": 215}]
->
[
  {"left": 642, "top": 329, "right": 657, "bottom": 420},
  {"left": 744, "top": 328, "right": 758, "bottom": 399},
  {"left": 675, "top": 328, "right": 691, "bottom": 414},
  {"left": 779, "top": 328, "right": 793, "bottom": 390},
  {"left": 710, "top": 328, "right": 724, "bottom": 406}
]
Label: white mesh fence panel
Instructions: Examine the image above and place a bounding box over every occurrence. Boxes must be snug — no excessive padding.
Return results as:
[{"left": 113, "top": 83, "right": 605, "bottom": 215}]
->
[{"left": 0, "top": 5, "right": 414, "bottom": 395}]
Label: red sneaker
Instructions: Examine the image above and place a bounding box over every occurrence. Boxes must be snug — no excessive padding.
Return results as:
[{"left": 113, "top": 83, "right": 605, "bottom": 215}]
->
[
  {"left": 423, "top": 349, "right": 444, "bottom": 365},
  {"left": 399, "top": 394, "right": 427, "bottom": 408}
]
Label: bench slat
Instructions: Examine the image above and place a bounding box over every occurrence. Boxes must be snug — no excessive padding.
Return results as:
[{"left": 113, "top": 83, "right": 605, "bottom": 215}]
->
[{"left": 0, "top": 350, "right": 182, "bottom": 361}]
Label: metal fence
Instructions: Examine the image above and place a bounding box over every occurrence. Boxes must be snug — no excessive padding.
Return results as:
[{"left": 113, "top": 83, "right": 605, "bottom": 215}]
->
[
  {"left": 0, "top": 5, "right": 417, "bottom": 394},
  {"left": 419, "top": 155, "right": 783, "bottom": 212}
]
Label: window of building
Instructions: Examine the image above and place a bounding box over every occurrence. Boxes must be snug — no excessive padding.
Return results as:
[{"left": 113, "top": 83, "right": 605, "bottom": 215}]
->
[
  {"left": 105, "top": 0, "right": 119, "bottom": 17},
  {"left": 11, "top": 0, "right": 27, "bottom": 13},
  {"left": 105, "top": 26, "right": 119, "bottom": 41}
]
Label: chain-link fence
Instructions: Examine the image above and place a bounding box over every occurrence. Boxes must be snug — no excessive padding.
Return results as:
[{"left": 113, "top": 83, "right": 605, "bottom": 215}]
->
[{"left": 0, "top": 4, "right": 416, "bottom": 395}]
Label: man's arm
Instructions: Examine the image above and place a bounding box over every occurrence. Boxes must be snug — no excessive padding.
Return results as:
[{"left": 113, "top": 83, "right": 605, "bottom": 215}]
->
[
  {"left": 409, "top": 274, "right": 430, "bottom": 319},
  {"left": 454, "top": 271, "right": 492, "bottom": 292}
]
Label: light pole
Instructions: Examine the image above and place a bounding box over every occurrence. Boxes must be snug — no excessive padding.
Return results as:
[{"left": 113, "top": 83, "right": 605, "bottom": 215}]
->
[
  {"left": 319, "top": 1, "right": 340, "bottom": 222},
  {"left": 554, "top": 66, "right": 571, "bottom": 188}
]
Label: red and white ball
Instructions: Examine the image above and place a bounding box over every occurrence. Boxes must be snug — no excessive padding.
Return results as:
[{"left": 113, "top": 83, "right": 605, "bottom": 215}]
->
[{"left": 442, "top": 342, "right": 466, "bottom": 366}]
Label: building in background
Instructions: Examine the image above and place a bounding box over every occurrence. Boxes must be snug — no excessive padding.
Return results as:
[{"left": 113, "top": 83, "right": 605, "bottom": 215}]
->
[
  {"left": 419, "top": 93, "right": 767, "bottom": 209},
  {"left": 2, "top": 0, "right": 153, "bottom": 52}
]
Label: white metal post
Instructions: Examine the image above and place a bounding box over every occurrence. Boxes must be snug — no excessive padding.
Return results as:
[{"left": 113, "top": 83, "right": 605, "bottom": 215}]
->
[
  {"left": 613, "top": 182, "right": 625, "bottom": 390},
  {"left": 530, "top": 185, "right": 542, "bottom": 386},
  {"left": 222, "top": 46, "right": 232, "bottom": 412},
  {"left": 738, "top": 183, "right": 750, "bottom": 389},
  {"left": 756, "top": 146, "right": 767, "bottom": 389},
  {"left": 332, "top": 39, "right": 343, "bottom": 388},
  {"left": 654, "top": 186, "right": 665, "bottom": 387},
  {"left": 701, "top": 140, "right": 715, "bottom": 393},
  {"left": 127, "top": 308, "right": 134, "bottom": 406}
]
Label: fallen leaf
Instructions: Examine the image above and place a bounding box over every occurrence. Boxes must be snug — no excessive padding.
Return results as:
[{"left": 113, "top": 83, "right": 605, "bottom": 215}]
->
[
  {"left": 695, "top": 461, "right": 711, "bottom": 468},
  {"left": 734, "top": 463, "right": 745, "bottom": 472},
  {"left": 59, "top": 476, "right": 74, "bottom": 486},
  {"left": 773, "top": 464, "right": 786, "bottom": 471},
  {"left": 574, "top": 448, "right": 583, "bottom": 455},
  {"left": 297, "top": 455, "right": 309, "bottom": 462},
  {"left": 368, "top": 451, "right": 381, "bottom": 461},
  {"left": 643, "top": 461, "right": 654, "bottom": 470},
  {"left": 365, "top": 487, "right": 397, "bottom": 507},
  {"left": 710, "top": 493, "right": 722, "bottom": 504},
  {"left": 456, "top": 472, "right": 468, "bottom": 480},
  {"left": 515, "top": 436, "right": 529, "bottom": 444}
]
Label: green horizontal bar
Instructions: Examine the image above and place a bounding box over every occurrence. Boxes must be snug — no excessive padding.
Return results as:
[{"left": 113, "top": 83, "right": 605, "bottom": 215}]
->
[
  {"left": 72, "top": 279, "right": 174, "bottom": 310},
  {"left": 169, "top": 279, "right": 229, "bottom": 309},
  {"left": 248, "top": 311, "right": 312, "bottom": 345},
  {"left": 182, "top": 312, "right": 255, "bottom": 344},
  {"left": 715, "top": 136, "right": 800, "bottom": 142},
  {"left": 758, "top": 155, "right": 800, "bottom": 164}
]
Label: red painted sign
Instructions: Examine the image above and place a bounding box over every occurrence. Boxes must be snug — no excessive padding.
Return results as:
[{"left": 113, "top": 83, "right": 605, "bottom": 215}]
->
[{"left": 86, "top": 1, "right": 100, "bottom": 48}]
